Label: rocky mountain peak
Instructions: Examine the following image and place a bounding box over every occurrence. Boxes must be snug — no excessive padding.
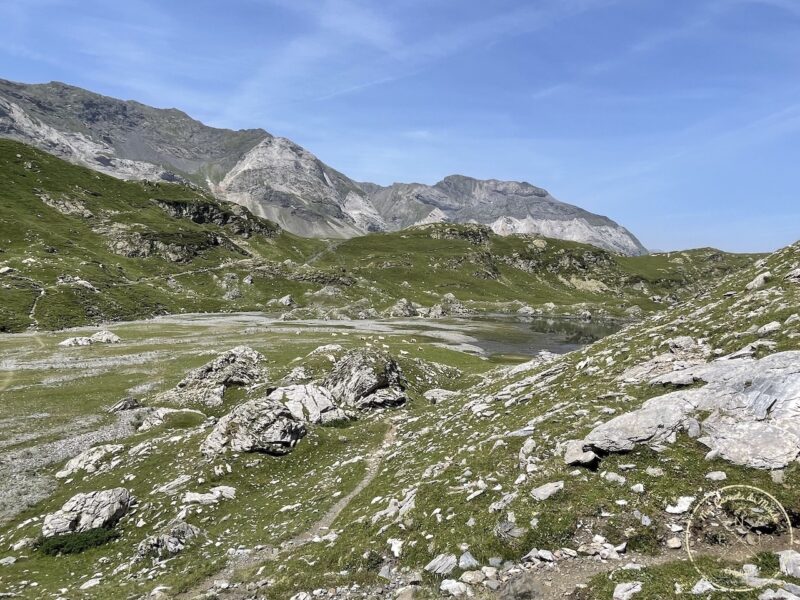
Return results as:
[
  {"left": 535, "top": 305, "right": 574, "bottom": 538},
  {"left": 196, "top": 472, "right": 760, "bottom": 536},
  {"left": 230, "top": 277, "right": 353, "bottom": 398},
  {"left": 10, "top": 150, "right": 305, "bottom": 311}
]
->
[{"left": 0, "top": 78, "right": 647, "bottom": 254}]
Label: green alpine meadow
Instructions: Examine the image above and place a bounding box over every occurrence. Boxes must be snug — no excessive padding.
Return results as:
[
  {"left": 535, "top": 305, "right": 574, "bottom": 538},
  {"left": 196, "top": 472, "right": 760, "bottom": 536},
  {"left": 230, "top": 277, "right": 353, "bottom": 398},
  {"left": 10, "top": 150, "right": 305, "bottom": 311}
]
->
[{"left": 1, "top": 6, "right": 799, "bottom": 598}]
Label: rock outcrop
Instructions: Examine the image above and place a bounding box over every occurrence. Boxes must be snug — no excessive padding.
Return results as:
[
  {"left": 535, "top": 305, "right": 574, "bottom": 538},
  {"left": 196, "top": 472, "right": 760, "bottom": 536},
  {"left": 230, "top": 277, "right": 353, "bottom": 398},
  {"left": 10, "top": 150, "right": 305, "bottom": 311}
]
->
[
  {"left": 136, "top": 521, "right": 202, "bottom": 560},
  {"left": 201, "top": 398, "right": 306, "bottom": 458},
  {"left": 55, "top": 444, "right": 123, "bottom": 479},
  {"left": 584, "top": 350, "right": 800, "bottom": 469},
  {"left": 0, "top": 79, "right": 646, "bottom": 252},
  {"left": 42, "top": 488, "right": 134, "bottom": 537},
  {"left": 267, "top": 384, "right": 350, "bottom": 424},
  {"left": 324, "top": 348, "right": 407, "bottom": 410},
  {"left": 156, "top": 346, "right": 266, "bottom": 407}
]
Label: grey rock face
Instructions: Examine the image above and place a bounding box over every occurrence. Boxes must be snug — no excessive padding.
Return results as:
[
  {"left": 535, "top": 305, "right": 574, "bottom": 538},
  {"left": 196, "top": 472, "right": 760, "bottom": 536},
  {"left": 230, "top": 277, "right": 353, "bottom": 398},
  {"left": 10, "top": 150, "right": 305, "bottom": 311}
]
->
[
  {"left": 201, "top": 398, "right": 306, "bottom": 458},
  {"left": 323, "top": 348, "right": 407, "bottom": 410},
  {"left": 1, "top": 79, "right": 646, "bottom": 252},
  {"left": 585, "top": 350, "right": 800, "bottom": 469},
  {"left": 214, "top": 136, "right": 382, "bottom": 238},
  {"left": 0, "top": 79, "right": 265, "bottom": 182},
  {"left": 157, "top": 346, "right": 266, "bottom": 407},
  {"left": 366, "top": 175, "right": 648, "bottom": 256},
  {"left": 267, "top": 384, "right": 350, "bottom": 424},
  {"left": 42, "top": 488, "right": 133, "bottom": 537}
]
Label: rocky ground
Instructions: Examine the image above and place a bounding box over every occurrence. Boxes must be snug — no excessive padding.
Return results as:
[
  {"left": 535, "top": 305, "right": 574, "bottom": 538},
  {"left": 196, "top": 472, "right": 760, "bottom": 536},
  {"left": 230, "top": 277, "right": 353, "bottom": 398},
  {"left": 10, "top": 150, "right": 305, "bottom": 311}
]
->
[{"left": 0, "top": 234, "right": 798, "bottom": 599}]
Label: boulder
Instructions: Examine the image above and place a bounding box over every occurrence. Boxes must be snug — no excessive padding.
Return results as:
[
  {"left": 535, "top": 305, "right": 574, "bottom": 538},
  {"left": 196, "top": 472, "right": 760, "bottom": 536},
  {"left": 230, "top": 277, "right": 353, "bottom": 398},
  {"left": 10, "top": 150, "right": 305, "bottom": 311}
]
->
[
  {"left": 613, "top": 582, "right": 643, "bottom": 600},
  {"left": 56, "top": 444, "right": 123, "bottom": 479},
  {"left": 563, "top": 440, "right": 598, "bottom": 466},
  {"left": 584, "top": 395, "right": 695, "bottom": 452},
  {"left": 42, "top": 488, "right": 134, "bottom": 537},
  {"left": 427, "top": 293, "right": 471, "bottom": 318},
  {"left": 108, "top": 396, "right": 141, "bottom": 413},
  {"left": 157, "top": 346, "right": 266, "bottom": 407},
  {"left": 90, "top": 330, "right": 121, "bottom": 344},
  {"left": 745, "top": 272, "right": 771, "bottom": 291},
  {"left": 778, "top": 550, "right": 800, "bottom": 578},
  {"left": 323, "top": 348, "right": 406, "bottom": 410},
  {"left": 267, "top": 384, "right": 350, "bottom": 424},
  {"left": 136, "top": 521, "right": 202, "bottom": 560},
  {"left": 58, "top": 336, "right": 93, "bottom": 347},
  {"left": 440, "top": 580, "right": 468, "bottom": 597},
  {"left": 530, "top": 481, "right": 564, "bottom": 501},
  {"left": 498, "top": 572, "right": 545, "bottom": 599},
  {"left": 425, "top": 553, "right": 457, "bottom": 575},
  {"left": 385, "top": 298, "right": 418, "bottom": 318},
  {"left": 183, "top": 486, "right": 236, "bottom": 505},
  {"left": 201, "top": 397, "right": 306, "bottom": 458}
]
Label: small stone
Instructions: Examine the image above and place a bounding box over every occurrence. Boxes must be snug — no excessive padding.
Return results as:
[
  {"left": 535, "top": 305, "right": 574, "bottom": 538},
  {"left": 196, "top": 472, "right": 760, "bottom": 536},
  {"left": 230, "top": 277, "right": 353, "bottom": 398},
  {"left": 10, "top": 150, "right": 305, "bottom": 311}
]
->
[
  {"left": 80, "top": 578, "right": 101, "bottom": 590},
  {"left": 440, "top": 579, "right": 468, "bottom": 597},
  {"left": 691, "top": 579, "right": 715, "bottom": 594},
  {"left": 530, "top": 481, "right": 564, "bottom": 501},
  {"left": 666, "top": 496, "right": 695, "bottom": 514},
  {"left": 603, "top": 472, "right": 627, "bottom": 485},
  {"left": 666, "top": 537, "right": 682, "bottom": 549},
  {"left": 613, "top": 581, "right": 642, "bottom": 600},
  {"left": 460, "top": 570, "right": 485, "bottom": 585},
  {"left": 705, "top": 471, "right": 727, "bottom": 481},
  {"left": 459, "top": 551, "right": 479, "bottom": 569},
  {"left": 425, "top": 553, "right": 457, "bottom": 575}
]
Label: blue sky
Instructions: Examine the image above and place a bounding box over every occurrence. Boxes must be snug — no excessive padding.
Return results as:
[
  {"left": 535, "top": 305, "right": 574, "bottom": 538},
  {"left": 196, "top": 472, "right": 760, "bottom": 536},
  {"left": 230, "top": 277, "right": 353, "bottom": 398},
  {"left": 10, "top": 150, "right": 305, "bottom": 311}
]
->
[{"left": 1, "top": 0, "right": 799, "bottom": 252}]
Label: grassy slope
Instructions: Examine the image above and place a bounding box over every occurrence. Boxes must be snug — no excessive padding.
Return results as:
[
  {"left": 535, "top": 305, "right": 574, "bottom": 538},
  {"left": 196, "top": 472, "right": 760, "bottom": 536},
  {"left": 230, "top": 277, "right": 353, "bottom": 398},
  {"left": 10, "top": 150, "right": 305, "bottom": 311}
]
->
[
  {"left": 308, "top": 226, "right": 758, "bottom": 315},
  {"left": 0, "top": 139, "right": 325, "bottom": 332},
  {"left": 245, "top": 242, "right": 800, "bottom": 598},
  {"left": 0, "top": 242, "right": 793, "bottom": 598},
  {"left": 1, "top": 139, "right": 759, "bottom": 333}
]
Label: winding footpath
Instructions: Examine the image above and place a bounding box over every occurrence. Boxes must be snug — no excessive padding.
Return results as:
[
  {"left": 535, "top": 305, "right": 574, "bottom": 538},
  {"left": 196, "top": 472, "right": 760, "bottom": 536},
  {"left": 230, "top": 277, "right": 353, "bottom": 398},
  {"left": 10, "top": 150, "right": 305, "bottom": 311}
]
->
[{"left": 178, "top": 421, "right": 397, "bottom": 599}]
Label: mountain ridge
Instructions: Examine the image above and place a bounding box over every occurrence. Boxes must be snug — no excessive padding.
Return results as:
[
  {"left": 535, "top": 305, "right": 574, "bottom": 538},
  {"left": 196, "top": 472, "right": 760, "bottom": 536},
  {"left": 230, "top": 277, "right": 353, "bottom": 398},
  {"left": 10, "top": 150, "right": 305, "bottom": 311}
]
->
[{"left": 0, "top": 78, "right": 647, "bottom": 255}]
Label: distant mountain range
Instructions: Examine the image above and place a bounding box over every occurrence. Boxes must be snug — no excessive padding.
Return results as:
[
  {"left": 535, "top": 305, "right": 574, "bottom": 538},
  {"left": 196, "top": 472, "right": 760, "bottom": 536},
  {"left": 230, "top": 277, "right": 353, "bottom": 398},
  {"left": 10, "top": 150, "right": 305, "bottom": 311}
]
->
[{"left": 0, "top": 78, "right": 647, "bottom": 255}]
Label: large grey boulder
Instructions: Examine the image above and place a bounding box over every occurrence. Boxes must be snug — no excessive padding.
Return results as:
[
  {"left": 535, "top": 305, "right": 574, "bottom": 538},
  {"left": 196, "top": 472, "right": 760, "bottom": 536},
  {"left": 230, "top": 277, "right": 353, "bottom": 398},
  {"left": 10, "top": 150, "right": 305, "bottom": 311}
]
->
[
  {"left": 267, "top": 384, "right": 350, "bottom": 424},
  {"left": 323, "top": 348, "right": 407, "bottom": 410},
  {"left": 584, "top": 395, "right": 696, "bottom": 452},
  {"left": 157, "top": 346, "right": 266, "bottom": 407},
  {"left": 90, "top": 330, "right": 121, "bottom": 344},
  {"left": 42, "top": 488, "right": 134, "bottom": 537},
  {"left": 201, "top": 398, "right": 306, "bottom": 458},
  {"left": 584, "top": 351, "right": 800, "bottom": 469}
]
